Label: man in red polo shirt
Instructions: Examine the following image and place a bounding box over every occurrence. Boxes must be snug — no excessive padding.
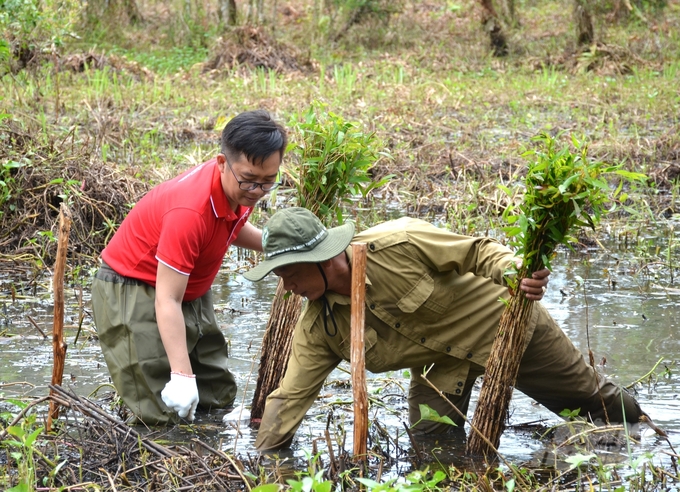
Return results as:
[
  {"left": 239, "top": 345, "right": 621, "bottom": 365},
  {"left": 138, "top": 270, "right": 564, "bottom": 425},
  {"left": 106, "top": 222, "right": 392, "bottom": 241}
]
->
[{"left": 92, "top": 110, "right": 287, "bottom": 424}]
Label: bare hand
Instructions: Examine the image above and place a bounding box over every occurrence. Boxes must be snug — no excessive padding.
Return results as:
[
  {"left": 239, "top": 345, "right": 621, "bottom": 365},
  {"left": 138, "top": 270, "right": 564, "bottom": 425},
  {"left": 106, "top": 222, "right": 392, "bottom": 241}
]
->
[{"left": 519, "top": 268, "right": 550, "bottom": 301}]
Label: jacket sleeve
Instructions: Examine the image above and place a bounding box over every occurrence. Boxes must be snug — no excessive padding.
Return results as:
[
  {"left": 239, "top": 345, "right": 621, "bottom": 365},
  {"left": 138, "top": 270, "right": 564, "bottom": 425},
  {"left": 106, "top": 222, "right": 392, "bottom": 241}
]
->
[
  {"left": 405, "top": 219, "right": 517, "bottom": 286},
  {"left": 255, "top": 305, "right": 342, "bottom": 451}
]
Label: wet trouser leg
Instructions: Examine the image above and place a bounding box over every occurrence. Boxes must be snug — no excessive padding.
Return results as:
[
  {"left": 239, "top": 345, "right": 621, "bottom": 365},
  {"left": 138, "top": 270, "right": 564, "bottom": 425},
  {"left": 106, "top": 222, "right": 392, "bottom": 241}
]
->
[
  {"left": 407, "top": 303, "right": 642, "bottom": 434},
  {"left": 408, "top": 363, "right": 485, "bottom": 434},
  {"left": 92, "top": 266, "right": 237, "bottom": 424},
  {"left": 515, "top": 304, "right": 642, "bottom": 426},
  {"left": 186, "top": 290, "right": 237, "bottom": 410}
]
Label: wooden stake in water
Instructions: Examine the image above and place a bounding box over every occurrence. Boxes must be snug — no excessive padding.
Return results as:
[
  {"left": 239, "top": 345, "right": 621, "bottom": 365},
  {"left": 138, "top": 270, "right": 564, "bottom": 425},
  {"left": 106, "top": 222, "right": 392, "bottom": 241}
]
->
[
  {"left": 48, "top": 203, "right": 72, "bottom": 431},
  {"left": 351, "top": 242, "right": 368, "bottom": 459}
]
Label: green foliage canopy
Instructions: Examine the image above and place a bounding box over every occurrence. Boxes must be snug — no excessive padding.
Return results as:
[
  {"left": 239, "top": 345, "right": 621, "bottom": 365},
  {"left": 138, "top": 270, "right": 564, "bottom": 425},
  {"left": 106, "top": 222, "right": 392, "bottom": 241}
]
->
[{"left": 499, "top": 132, "right": 647, "bottom": 285}]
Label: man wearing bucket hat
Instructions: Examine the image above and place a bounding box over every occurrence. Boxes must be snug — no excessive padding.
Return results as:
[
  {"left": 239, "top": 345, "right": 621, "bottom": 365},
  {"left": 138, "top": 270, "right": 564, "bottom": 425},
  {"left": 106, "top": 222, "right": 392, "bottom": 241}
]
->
[
  {"left": 245, "top": 207, "right": 644, "bottom": 451},
  {"left": 92, "top": 110, "right": 287, "bottom": 425}
]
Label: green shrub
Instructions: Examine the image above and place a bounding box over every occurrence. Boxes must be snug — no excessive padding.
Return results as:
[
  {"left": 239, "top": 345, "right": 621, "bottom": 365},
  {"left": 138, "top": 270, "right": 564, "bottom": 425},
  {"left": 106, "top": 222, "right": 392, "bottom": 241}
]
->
[
  {"left": 0, "top": 0, "right": 81, "bottom": 73},
  {"left": 501, "top": 132, "right": 647, "bottom": 277},
  {"left": 283, "top": 101, "right": 392, "bottom": 225}
]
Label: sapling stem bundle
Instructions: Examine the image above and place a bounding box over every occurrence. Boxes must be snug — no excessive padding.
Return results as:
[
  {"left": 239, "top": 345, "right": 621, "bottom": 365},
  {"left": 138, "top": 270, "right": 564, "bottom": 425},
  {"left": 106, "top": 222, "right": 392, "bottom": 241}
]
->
[{"left": 466, "top": 132, "right": 645, "bottom": 456}]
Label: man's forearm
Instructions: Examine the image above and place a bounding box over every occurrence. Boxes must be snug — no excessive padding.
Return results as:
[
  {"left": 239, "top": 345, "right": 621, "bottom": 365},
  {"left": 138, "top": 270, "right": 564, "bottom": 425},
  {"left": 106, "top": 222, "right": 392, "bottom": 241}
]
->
[
  {"left": 233, "top": 222, "right": 263, "bottom": 251},
  {"left": 255, "top": 389, "right": 318, "bottom": 451},
  {"left": 155, "top": 263, "right": 192, "bottom": 374},
  {"left": 156, "top": 299, "right": 192, "bottom": 374}
]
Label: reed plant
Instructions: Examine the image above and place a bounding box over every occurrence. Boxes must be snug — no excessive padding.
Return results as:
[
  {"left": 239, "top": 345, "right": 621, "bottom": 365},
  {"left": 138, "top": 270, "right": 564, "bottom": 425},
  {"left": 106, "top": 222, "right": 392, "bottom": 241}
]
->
[{"left": 250, "top": 102, "right": 392, "bottom": 421}]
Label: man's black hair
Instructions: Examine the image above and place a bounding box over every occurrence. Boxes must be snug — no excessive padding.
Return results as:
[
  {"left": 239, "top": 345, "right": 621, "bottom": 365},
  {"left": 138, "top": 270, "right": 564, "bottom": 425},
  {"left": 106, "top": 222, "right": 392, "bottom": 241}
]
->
[{"left": 221, "top": 110, "right": 288, "bottom": 166}]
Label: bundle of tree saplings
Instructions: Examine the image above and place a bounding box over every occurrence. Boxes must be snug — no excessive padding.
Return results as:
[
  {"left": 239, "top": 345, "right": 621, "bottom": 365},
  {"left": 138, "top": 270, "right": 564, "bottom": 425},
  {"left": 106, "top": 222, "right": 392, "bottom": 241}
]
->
[{"left": 466, "top": 132, "right": 646, "bottom": 456}]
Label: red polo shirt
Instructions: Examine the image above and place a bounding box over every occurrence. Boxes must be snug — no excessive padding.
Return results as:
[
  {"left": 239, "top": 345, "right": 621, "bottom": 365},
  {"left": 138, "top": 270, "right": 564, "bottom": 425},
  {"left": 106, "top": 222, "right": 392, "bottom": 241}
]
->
[{"left": 101, "top": 158, "right": 251, "bottom": 301}]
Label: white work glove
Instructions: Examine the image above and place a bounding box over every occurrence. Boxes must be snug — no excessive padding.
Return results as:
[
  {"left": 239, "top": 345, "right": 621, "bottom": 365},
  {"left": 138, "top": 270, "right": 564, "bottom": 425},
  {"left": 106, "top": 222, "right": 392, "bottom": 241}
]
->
[{"left": 161, "top": 373, "right": 199, "bottom": 421}]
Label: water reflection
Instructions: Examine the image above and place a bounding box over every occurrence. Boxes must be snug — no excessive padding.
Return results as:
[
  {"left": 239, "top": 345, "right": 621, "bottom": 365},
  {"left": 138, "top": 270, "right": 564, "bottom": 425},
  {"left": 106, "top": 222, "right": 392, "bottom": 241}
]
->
[{"left": 0, "top": 239, "right": 678, "bottom": 474}]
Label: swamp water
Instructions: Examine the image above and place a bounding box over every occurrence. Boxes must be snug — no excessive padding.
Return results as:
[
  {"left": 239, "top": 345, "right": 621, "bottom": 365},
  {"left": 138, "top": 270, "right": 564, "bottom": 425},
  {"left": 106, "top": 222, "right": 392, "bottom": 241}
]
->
[{"left": 0, "top": 229, "right": 679, "bottom": 479}]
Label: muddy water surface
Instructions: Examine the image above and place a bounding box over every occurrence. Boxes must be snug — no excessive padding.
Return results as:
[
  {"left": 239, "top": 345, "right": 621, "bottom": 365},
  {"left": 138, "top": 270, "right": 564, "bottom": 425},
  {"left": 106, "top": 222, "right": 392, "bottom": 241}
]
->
[{"left": 0, "top": 232, "right": 678, "bottom": 475}]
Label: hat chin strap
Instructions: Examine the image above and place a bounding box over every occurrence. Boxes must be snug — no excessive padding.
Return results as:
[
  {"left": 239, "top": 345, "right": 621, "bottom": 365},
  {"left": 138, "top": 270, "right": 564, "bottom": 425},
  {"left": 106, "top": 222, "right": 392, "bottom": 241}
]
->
[
  {"left": 316, "top": 263, "right": 329, "bottom": 292},
  {"left": 317, "top": 264, "right": 338, "bottom": 337}
]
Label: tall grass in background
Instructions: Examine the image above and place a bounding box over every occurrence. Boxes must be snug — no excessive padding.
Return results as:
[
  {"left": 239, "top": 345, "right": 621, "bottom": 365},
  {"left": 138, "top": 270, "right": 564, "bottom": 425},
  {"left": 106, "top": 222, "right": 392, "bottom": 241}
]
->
[
  {"left": 2, "top": 1, "right": 678, "bottom": 241},
  {"left": 1, "top": 0, "right": 678, "bottom": 260}
]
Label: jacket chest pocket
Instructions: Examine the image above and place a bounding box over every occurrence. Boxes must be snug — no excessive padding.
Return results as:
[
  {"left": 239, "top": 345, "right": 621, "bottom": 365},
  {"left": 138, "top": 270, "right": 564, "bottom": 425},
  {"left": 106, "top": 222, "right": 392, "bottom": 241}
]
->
[
  {"left": 396, "top": 274, "right": 446, "bottom": 315},
  {"left": 338, "top": 325, "right": 379, "bottom": 361}
]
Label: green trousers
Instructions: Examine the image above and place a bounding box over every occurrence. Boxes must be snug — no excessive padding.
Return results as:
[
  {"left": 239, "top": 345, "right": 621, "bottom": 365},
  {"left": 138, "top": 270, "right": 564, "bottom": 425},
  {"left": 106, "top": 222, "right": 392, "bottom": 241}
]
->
[
  {"left": 408, "top": 305, "right": 643, "bottom": 433},
  {"left": 91, "top": 263, "right": 237, "bottom": 424}
]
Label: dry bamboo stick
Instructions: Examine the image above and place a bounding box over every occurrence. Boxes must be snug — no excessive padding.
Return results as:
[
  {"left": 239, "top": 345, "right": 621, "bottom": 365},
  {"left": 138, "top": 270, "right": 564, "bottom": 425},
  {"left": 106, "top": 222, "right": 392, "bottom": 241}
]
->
[
  {"left": 48, "top": 203, "right": 72, "bottom": 431},
  {"left": 350, "top": 242, "right": 368, "bottom": 459},
  {"left": 48, "top": 384, "right": 178, "bottom": 458},
  {"left": 27, "top": 314, "right": 48, "bottom": 338}
]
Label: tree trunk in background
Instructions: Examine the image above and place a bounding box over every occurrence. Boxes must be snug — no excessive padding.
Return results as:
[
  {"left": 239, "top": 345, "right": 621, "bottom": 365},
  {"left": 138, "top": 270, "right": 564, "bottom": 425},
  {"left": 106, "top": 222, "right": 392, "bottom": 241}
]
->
[
  {"left": 574, "top": 0, "right": 594, "bottom": 46},
  {"left": 86, "top": 0, "right": 142, "bottom": 25},
  {"left": 271, "top": 0, "right": 278, "bottom": 31},
  {"left": 218, "top": 0, "right": 238, "bottom": 26},
  {"left": 479, "top": 0, "right": 508, "bottom": 57},
  {"left": 246, "top": 0, "right": 266, "bottom": 24},
  {"left": 498, "top": 0, "right": 517, "bottom": 27},
  {"left": 250, "top": 280, "right": 303, "bottom": 423},
  {"left": 122, "top": 0, "right": 142, "bottom": 23}
]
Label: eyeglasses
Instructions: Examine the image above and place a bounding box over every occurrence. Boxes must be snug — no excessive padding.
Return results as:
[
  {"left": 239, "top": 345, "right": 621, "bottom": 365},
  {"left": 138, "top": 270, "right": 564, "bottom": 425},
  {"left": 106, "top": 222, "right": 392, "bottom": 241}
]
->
[{"left": 225, "top": 155, "right": 281, "bottom": 192}]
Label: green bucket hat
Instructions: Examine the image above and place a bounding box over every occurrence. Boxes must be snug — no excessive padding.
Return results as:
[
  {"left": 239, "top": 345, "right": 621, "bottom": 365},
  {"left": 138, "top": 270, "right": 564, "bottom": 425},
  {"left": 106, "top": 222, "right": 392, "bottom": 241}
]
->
[{"left": 243, "top": 207, "right": 355, "bottom": 282}]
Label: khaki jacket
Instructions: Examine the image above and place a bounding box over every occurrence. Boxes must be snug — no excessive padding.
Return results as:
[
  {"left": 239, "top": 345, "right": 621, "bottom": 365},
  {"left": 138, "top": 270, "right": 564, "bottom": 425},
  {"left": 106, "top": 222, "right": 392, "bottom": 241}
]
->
[{"left": 255, "top": 217, "right": 538, "bottom": 450}]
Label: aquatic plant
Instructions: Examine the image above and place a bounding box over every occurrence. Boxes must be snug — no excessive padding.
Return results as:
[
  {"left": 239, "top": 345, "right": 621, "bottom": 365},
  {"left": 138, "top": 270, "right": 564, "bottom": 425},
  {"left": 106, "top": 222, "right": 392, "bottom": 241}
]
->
[{"left": 0, "top": 399, "right": 61, "bottom": 491}]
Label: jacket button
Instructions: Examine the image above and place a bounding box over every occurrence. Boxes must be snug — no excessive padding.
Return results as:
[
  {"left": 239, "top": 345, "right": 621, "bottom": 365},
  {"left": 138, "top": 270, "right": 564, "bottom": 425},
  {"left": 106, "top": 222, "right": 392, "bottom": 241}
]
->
[
  {"left": 457, "top": 381, "right": 463, "bottom": 387},
  {"left": 420, "top": 337, "right": 426, "bottom": 343},
  {"left": 369, "top": 243, "right": 375, "bottom": 250},
  {"left": 467, "top": 353, "right": 473, "bottom": 358},
  {"left": 446, "top": 346, "right": 451, "bottom": 352},
  {"left": 395, "top": 322, "right": 400, "bottom": 328},
  {"left": 455, "top": 389, "right": 461, "bottom": 394},
  {"left": 370, "top": 304, "right": 375, "bottom": 310}
]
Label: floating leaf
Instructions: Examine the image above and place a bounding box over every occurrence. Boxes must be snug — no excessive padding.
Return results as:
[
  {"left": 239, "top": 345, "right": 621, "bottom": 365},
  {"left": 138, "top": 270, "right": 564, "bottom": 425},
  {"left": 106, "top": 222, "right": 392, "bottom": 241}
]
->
[{"left": 251, "top": 485, "right": 282, "bottom": 492}]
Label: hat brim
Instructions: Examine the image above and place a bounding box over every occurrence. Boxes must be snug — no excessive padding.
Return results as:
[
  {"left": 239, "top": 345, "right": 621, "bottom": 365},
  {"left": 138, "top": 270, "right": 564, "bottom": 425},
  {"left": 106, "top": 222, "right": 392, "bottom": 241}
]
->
[{"left": 243, "top": 222, "right": 356, "bottom": 281}]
